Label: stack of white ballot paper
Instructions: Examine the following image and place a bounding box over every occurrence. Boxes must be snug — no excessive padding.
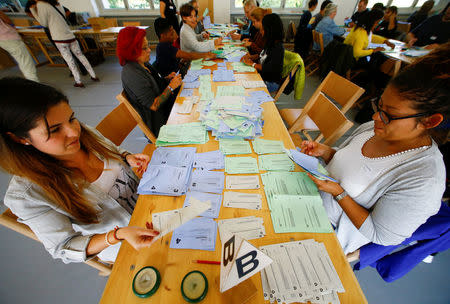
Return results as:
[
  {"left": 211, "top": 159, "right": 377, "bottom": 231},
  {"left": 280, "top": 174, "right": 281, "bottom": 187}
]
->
[
  {"left": 241, "top": 80, "right": 266, "bottom": 89},
  {"left": 259, "top": 239, "right": 344, "bottom": 304},
  {"left": 218, "top": 216, "right": 266, "bottom": 241},
  {"left": 137, "top": 147, "right": 196, "bottom": 196},
  {"left": 225, "top": 175, "right": 260, "bottom": 189},
  {"left": 223, "top": 191, "right": 262, "bottom": 210}
]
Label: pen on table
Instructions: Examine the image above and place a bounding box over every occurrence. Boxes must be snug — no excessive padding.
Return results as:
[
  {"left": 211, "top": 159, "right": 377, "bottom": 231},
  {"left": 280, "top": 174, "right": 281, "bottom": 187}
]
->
[{"left": 193, "top": 260, "right": 221, "bottom": 265}]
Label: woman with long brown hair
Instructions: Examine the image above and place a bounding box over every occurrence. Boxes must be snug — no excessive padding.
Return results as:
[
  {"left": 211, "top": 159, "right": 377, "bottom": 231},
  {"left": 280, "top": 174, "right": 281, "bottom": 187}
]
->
[{"left": 0, "top": 78, "right": 158, "bottom": 263}]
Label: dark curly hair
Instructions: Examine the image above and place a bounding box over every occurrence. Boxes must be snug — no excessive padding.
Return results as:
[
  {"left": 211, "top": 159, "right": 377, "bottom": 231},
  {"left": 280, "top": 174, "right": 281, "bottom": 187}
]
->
[{"left": 390, "top": 42, "right": 450, "bottom": 143}]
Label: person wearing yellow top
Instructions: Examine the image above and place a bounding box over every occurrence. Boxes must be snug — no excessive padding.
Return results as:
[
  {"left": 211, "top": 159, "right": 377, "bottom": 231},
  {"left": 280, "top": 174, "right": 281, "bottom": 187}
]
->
[{"left": 344, "top": 9, "right": 394, "bottom": 60}]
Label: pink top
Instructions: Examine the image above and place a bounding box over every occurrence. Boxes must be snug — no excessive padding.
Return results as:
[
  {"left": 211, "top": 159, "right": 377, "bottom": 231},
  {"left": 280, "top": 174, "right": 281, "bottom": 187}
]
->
[{"left": 0, "top": 19, "right": 21, "bottom": 41}]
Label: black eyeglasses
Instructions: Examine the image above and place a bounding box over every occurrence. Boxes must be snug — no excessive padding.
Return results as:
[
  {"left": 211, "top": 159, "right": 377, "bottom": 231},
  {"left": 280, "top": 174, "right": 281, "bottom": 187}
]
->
[{"left": 371, "top": 99, "right": 430, "bottom": 125}]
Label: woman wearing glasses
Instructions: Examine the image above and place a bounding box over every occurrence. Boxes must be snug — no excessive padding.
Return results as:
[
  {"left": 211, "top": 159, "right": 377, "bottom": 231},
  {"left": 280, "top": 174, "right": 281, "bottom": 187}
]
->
[{"left": 301, "top": 43, "right": 449, "bottom": 255}]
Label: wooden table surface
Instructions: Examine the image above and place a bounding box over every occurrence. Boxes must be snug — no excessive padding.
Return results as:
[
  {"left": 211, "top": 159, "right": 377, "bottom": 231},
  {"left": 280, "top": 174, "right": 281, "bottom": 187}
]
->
[{"left": 99, "top": 59, "right": 368, "bottom": 304}]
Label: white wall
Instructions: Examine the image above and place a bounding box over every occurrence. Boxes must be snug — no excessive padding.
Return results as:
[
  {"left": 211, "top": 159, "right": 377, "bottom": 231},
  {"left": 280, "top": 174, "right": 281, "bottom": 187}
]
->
[
  {"left": 214, "top": 0, "right": 231, "bottom": 24},
  {"left": 59, "top": 0, "right": 99, "bottom": 17}
]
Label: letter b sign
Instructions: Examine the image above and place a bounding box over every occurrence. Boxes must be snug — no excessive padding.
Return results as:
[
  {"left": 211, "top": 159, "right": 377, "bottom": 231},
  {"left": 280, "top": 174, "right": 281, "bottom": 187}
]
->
[{"left": 235, "top": 251, "right": 259, "bottom": 278}]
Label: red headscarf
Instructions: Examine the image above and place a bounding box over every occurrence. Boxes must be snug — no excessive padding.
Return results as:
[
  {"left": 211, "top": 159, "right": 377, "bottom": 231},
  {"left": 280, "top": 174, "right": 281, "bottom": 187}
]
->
[{"left": 116, "top": 27, "right": 147, "bottom": 66}]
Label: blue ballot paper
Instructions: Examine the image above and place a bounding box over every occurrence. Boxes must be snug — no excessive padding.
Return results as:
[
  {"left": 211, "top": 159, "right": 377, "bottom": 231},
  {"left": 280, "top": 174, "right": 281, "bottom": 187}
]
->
[
  {"left": 189, "top": 169, "right": 225, "bottom": 194},
  {"left": 185, "top": 69, "right": 211, "bottom": 78},
  {"left": 217, "top": 62, "right": 227, "bottom": 67},
  {"left": 138, "top": 147, "right": 196, "bottom": 196},
  {"left": 149, "top": 147, "right": 196, "bottom": 167},
  {"left": 213, "top": 70, "right": 235, "bottom": 82},
  {"left": 183, "top": 74, "right": 199, "bottom": 83},
  {"left": 183, "top": 191, "right": 222, "bottom": 218},
  {"left": 247, "top": 90, "right": 274, "bottom": 103},
  {"left": 193, "top": 150, "right": 225, "bottom": 170},
  {"left": 137, "top": 164, "right": 191, "bottom": 195},
  {"left": 183, "top": 81, "right": 200, "bottom": 89},
  {"left": 179, "top": 88, "right": 194, "bottom": 97},
  {"left": 170, "top": 217, "right": 217, "bottom": 251},
  {"left": 286, "top": 148, "right": 338, "bottom": 182}
]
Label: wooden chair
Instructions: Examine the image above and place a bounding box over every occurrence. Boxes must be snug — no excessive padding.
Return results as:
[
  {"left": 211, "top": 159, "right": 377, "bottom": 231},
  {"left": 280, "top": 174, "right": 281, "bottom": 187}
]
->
[
  {"left": 12, "top": 18, "right": 30, "bottom": 27},
  {"left": 116, "top": 91, "right": 157, "bottom": 144},
  {"left": 0, "top": 206, "right": 113, "bottom": 276},
  {"left": 104, "top": 18, "right": 118, "bottom": 27},
  {"left": 397, "top": 21, "right": 411, "bottom": 34},
  {"left": 123, "top": 21, "right": 141, "bottom": 27},
  {"left": 88, "top": 17, "right": 107, "bottom": 30},
  {"left": 279, "top": 71, "right": 364, "bottom": 127},
  {"left": 305, "top": 30, "right": 324, "bottom": 76},
  {"left": 96, "top": 102, "right": 138, "bottom": 146},
  {"left": 281, "top": 92, "right": 354, "bottom": 146}
]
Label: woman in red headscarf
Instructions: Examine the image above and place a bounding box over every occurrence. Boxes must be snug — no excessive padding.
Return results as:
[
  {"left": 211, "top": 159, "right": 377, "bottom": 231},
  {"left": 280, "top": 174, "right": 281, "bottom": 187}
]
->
[{"left": 117, "top": 27, "right": 182, "bottom": 136}]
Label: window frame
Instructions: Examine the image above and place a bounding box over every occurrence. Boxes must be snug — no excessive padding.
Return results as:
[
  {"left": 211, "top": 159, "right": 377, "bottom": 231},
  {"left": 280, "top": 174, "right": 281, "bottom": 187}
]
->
[
  {"left": 95, "top": 0, "right": 161, "bottom": 16},
  {"left": 231, "top": 0, "right": 308, "bottom": 14}
]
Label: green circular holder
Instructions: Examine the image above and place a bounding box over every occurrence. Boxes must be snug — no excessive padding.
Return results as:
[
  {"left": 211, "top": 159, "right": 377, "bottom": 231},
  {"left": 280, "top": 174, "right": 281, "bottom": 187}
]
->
[
  {"left": 132, "top": 266, "right": 161, "bottom": 298},
  {"left": 181, "top": 270, "right": 208, "bottom": 303}
]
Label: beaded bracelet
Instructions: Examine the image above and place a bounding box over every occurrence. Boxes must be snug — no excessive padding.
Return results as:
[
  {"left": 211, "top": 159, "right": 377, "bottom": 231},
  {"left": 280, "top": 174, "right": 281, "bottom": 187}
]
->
[{"left": 104, "top": 230, "right": 113, "bottom": 246}]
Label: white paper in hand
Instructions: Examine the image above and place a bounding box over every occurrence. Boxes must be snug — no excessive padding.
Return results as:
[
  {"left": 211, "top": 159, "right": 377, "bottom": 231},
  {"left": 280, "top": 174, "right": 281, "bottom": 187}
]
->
[
  {"left": 220, "top": 233, "right": 273, "bottom": 293},
  {"left": 151, "top": 197, "right": 211, "bottom": 242}
]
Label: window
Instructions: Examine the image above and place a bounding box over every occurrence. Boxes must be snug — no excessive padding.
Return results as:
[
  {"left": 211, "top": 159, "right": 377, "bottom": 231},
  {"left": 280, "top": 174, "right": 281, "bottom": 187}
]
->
[
  {"left": 232, "top": 0, "right": 306, "bottom": 11},
  {"left": 367, "top": 0, "right": 390, "bottom": 8},
  {"left": 97, "top": 0, "right": 160, "bottom": 12},
  {"left": 390, "top": 0, "right": 415, "bottom": 7}
]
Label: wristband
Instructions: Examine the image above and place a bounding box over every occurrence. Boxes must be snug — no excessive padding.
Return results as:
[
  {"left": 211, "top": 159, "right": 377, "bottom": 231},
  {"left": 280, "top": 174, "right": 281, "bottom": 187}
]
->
[
  {"left": 334, "top": 190, "right": 348, "bottom": 202},
  {"left": 104, "top": 230, "right": 114, "bottom": 246},
  {"left": 167, "top": 85, "right": 174, "bottom": 93},
  {"left": 113, "top": 226, "right": 124, "bottom": 241},
  {"left": 252, "top": 63, "right": 256, "bottom": 67}
]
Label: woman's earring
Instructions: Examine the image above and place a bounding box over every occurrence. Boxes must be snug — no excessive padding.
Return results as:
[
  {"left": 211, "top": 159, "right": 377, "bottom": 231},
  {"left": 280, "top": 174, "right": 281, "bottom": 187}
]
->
[{"left": 25, "top": 143, "right": 31, "bottom": 145}]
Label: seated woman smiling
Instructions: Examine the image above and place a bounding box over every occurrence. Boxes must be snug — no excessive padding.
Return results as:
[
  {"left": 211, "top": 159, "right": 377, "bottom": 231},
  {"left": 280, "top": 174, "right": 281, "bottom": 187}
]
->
[
  {"left": 117, "top": 27, "right": 182, "bottom": 137},
  {"left": 0, "top": 78, "right": 159, "bottom": 263},
  {"left": 302, "top": 44, "right": 449, "bottom": 254}
]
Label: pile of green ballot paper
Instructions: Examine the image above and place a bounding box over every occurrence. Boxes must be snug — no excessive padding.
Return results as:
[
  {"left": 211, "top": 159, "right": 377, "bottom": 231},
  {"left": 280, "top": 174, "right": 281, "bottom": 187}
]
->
[{"left": 155, "top": 122, "right": 208, "bottom": 147}]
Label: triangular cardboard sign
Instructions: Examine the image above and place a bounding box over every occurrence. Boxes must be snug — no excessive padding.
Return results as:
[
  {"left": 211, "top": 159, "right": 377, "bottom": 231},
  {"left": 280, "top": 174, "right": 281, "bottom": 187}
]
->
[{"left": 220, "top": 232, "right": 272, "bottom": 293}]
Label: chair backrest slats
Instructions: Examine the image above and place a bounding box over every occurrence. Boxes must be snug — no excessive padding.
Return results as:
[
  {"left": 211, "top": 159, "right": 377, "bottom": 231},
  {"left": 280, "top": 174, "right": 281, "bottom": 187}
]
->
[{"left": 96, "top": 102, "right": 137, "bottom": 146}]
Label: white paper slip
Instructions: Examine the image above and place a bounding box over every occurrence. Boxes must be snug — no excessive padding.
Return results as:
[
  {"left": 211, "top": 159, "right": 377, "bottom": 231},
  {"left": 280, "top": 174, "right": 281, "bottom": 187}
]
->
[
  {"left": 223, "top": 191, "right": 262, "bottom": 210},
  {"left": 186, "top": 95, "right": 200, "bottom": 104},
  {"left": 177, "top": 98, "right": 194, "bottom": 114},
  {"left": 151, "top": 198, "right": 211, "bottom": 241},
  {"left": 225, "top": 175, "right": 260, "bottom": 189},
  {"left": 218, "top": 216, "right": 266, "bottom": 241},
  {"left": 241, "top": 80, "right": 266, "bottom": 89}
]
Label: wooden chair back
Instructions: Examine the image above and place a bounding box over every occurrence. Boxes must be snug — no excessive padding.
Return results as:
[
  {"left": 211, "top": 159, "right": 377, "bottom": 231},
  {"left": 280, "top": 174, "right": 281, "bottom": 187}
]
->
[
  {"left": 0, "top": 207, "right": 112, "bottom": 276},
  {"left": 273, "top": 63, "right": 300, "bottom": 102},
  {"left": 289, "top": 93, "right": 354, "bottom": 146},
  {"left": 397, "top": 21, "right": 411, "bottom": 34},
  {"left": 88, "top": 17, "right": 107, "bottom": 30},
  {"left": 123, "top": 21, "right": 141, "bottom": 27},
  {"left": 116, "top": 92, "right": 157, "bottom": 143},
  {"left": 12, "top": 18, "right": 30, "bottom": 27},
  {"left": 312, "top": 30, "right": 324, "bottom": 55},
  {"left": 315, "top": 71, "right": 365, "bottom": 113},
  {"left": 104, "top": 18, "right": 118, "bottom": 27},
  {"left": 96, "top": 102, "right": 137, "bottom": 146}
]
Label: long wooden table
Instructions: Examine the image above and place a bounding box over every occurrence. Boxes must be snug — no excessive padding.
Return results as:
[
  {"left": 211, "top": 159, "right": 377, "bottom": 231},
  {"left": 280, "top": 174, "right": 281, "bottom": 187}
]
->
[{"left": 99, "top": 59, "right": 367, "bottom": 304}]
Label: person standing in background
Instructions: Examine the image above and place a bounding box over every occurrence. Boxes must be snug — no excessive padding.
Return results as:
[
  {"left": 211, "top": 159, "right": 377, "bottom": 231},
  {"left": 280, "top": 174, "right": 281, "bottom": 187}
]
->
[
  {"left": 298, "top": 0, "right": 318, "bottom": 30},
  {"left": 0, "top": 11, "right": 39, "bottom": 82},
  {"left": 160, "top": 0, "right": 180, "bottom": 34},
  {"left": 30, "top": 0, "right": 98, "bottom": 87}
]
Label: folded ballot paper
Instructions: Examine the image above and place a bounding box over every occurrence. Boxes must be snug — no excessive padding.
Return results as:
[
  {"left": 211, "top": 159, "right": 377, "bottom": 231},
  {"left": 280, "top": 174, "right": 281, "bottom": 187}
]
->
[
  {"left": 218, "top": 216, "right": 266, "bottom": 241},
  {"left": 169, "top": 217, "right": 217, "bottom": 251},
  {"left": 189, "top": 169, "right": 225, "bottom": 194},
  {"left": 193, "top": 150, "right": 225, "bottom": 170},
  {"left": 137, "top": 147, "right": 196, "bottom": 196},
  {"left": 252, "top": 138, "right": 285, "bottom": 155},
  {"left": 259, "top": 239, "right": 344, "bottom": 304},
  {"left": 183, "top": 191, "right": 222, "bottom": 218},
  {"left": 151, "top": 197, "right": 211, "bottom": 241},
  {"left": 285, "top": 148, "right": 337, "bottom": 182},
  {"left": 220, "top": 233, "right": 273, "bottom": 293}
]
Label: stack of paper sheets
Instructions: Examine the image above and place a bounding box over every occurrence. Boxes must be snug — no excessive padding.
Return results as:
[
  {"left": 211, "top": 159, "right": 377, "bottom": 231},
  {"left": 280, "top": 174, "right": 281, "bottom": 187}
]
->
[
  {"left": 232, "top": 62, "right": 256, "bottom": 73},
  {"left": 224, "top": 50, "right": 247, "bottom": 62},
  {"left": 218, "top": 216, "right": 266, "bottom": 241},
  {"left": 193, "top": 150, "right": 225, "bottom": 170},
  {"left": 199, "top": 74, "right": 214, "bottom": 101},
  {"left": 241, "top": 80, "right": 266, "bottom": 88},
  {"left": 225, "top": 156, "right": 259, "bottom": 174},
  {"left": 223, "top": 191, "right": 262, "bottom": 210},
  {"left": 137, "top": 147, "right": 196, "bottom": 196},
  {"left": 260, "top": 239, "right": 344, "bottom": 304},
  {"left": 252, "top": 138, "right": 285, "bottom": 154},
  {"left": 155, "top": 122, "right": 208, "bottom": 146},
  {"left": 216, "top": 85, "right": 246, "bottom": 97},
  {"left": 177, "top": 96, "right": 198, "bottom": 114},
  {"left": 225, "top": 175, "right": 260, "bottom": 189},
  {"left": 285, "top": 148, "right": 337, "bottom": 182},
  {"left": 183, "top": 191, "right": 222, "bottom": 218},
  {"left": 258, "top": 153, "right": 295, "bottom": 172},
  {"left": 219, "top": 139, "right": 252, "bottom": 155},
  {"left": 246, "top": 90, "right": 274, "bottom": 104},
  {"left": 170, "top": 217, "right": 217, "bottom": 251},
  {"left": 189, "top": 169, "right": 225, "bottom": 194},
  {"left": 213, "top": 69, "right": 235, "bottom": 82}
]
